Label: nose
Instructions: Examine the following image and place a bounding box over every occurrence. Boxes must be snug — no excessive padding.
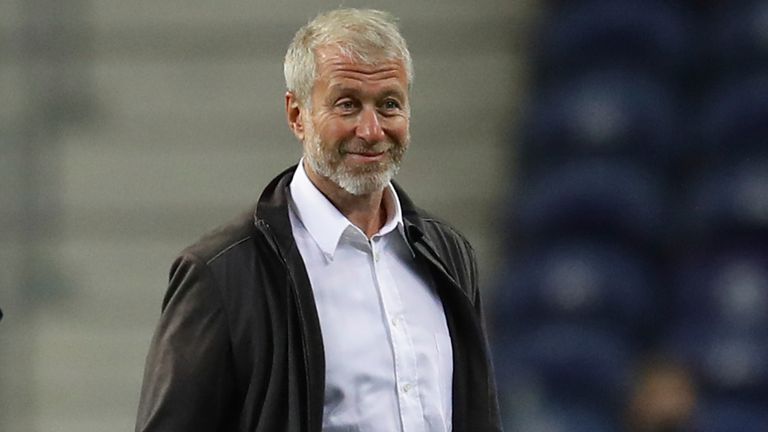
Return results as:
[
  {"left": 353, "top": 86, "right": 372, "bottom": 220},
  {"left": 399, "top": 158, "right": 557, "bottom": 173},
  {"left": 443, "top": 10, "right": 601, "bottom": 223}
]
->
[{"left": 356, "top": 107, "right": 386, "bottom": 143}]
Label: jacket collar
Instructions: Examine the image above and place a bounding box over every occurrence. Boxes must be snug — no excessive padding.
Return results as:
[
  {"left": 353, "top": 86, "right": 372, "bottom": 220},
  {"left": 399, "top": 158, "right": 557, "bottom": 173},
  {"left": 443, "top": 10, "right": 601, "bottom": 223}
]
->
[
  {"left": 254, "top": 164, "right": 460, "bottom": 292},
  {"left": 256, "top": 165, "right": 429, "bottom": 254}
]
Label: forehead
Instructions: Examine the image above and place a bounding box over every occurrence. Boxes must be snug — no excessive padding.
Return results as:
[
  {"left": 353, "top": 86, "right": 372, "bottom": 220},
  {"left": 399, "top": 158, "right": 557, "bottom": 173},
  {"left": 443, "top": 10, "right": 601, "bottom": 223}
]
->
[{"left": 313, "top": 45, "right": 408, "bottom": 93}]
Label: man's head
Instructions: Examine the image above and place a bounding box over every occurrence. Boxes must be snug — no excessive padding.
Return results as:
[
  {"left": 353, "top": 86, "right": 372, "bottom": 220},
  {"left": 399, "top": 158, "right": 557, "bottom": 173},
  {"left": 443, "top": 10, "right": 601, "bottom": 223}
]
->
[
  {"left": 284, "top": 9, "right": 413, "bottom": 196},
  {"left": 284, "top": 9, "right": 413, "bottom": 109}
]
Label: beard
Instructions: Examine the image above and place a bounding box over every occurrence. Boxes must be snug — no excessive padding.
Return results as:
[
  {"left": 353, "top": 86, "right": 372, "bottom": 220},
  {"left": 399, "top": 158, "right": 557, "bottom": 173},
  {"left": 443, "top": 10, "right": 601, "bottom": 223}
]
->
[{"left": 303, "top": 124, "right": 408, "bottom": 196}]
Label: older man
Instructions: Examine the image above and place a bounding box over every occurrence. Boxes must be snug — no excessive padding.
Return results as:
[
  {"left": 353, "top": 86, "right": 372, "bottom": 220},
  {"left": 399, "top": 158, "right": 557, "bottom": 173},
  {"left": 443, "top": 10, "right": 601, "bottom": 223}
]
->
[{"left": 136, "top": 8, "right": 501, "bottom": 432}]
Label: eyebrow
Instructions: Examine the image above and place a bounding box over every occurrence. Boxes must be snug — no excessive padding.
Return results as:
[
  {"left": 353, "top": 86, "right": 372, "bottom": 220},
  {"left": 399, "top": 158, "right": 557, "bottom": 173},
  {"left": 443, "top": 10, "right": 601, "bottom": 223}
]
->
[{"left": 327, "top": 84, "right": 407, "bottom": 101}]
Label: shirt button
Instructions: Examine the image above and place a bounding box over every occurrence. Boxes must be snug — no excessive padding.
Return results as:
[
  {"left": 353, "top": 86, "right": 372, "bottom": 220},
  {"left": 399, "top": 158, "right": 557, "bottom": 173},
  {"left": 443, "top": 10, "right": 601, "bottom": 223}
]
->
[{"left": 402, "top": 383, "right": 412, "bottom": 393}]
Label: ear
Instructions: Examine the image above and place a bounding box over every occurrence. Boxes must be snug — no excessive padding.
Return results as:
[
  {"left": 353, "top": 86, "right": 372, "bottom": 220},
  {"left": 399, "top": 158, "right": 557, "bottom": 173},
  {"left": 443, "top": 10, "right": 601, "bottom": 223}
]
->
[{"left": 285, "top": 91, "right": 305, "bottom": 141}]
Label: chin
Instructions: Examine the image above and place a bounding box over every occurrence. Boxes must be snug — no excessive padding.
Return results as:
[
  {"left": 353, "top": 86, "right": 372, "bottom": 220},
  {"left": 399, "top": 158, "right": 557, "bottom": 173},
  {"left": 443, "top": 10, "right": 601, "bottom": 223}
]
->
[{"left": 334, "top": 167, "right": 398, "bottom": 196}]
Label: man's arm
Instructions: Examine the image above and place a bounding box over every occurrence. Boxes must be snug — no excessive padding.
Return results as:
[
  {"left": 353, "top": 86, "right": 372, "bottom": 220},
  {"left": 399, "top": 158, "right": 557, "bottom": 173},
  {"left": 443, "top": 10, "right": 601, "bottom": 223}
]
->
[
  {"left": 135, "top": 254, "right": 234, "bottom": 431},
  {"left": 467, "top": 242, "right": 504, "bottom": 431}
]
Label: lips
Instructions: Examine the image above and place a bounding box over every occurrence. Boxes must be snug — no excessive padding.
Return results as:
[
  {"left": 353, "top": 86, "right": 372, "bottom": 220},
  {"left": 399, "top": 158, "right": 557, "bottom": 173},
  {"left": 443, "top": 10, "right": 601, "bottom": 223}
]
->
[
  {"left": 344, "top": 151, "right": 387, "bottom": 163},
  {"left": 347, "top": 150, "right": 385, "bottom": 157},
  {"left": 341, "top": 142, "right": 391, "bottom": 162},
  {"left": 342, "top": 144, "right": 388, "bottom": 154}
]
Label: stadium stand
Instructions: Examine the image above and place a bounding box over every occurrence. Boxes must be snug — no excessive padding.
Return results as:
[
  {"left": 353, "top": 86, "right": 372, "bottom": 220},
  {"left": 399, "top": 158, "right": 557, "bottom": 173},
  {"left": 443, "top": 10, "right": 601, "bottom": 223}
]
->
[{"left": 492, "top": 0, "right": 768, "bottom": 430}]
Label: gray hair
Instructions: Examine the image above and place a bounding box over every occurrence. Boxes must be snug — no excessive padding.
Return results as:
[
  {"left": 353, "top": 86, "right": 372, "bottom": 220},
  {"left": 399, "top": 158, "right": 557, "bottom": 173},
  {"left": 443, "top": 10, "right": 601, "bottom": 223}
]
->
[{"left": 284, "top": 8, "right": 413, "bottom": 107}]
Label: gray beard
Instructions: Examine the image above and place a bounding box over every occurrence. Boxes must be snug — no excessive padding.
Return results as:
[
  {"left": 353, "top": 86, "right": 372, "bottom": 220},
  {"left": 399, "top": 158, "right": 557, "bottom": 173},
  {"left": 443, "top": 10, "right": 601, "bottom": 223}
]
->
[{"left": 304, "top": 130, "right": 405, "bottom": 196}]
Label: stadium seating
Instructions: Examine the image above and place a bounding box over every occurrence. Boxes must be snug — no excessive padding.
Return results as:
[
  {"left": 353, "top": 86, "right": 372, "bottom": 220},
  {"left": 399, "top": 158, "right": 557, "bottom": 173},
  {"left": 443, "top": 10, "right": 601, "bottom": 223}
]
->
[
  {"left": 495, "top": 239, "right": 657, "bottom": 338},
  {"left": 492, "top": 0, "right": 768, "bottom": 429},
  {"left": 497, "top": 323, "right": 634, "bottom": 408},
  {"left": 708, "top": 0, "right": 768, "bottom": 81},
  {"left": 672, "top": 246, "right": 768, "bottom": 332},
  {"left": 535, "top": 0, "right": 694, "bottom": 84},
  {"left": 690, "top": 399, "right": 768, "bottom": 432},
  {"left": 522, "top": 69, "right": 680, "bottom": 169},
  {"left": 696, "top": 77, "right": 768, "bottom": 161},
  {"left": 680, "top": 156, "right": 768, "bottom": 241},
  {"left": 666, "top": 326, "right": 768, "bottom": 400},
  {"left": 513, "top": 159, "right": 665, "bottom": 246}
]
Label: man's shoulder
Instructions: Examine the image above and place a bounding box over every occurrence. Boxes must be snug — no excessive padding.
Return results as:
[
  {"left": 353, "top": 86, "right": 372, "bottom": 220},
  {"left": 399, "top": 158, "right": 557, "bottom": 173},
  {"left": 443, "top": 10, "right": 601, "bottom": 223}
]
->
[
  {"left": 407, "top": 207, "right": 479, "bottom": 298},
  {"left": 409, "top": 207, "right": 474, "bottom": 252},
  {"left": 393, "top": 181, "right": 473, "bottom": 253},
  {"left": 179, "top": 205, "right": 260, "bottom": 266}
]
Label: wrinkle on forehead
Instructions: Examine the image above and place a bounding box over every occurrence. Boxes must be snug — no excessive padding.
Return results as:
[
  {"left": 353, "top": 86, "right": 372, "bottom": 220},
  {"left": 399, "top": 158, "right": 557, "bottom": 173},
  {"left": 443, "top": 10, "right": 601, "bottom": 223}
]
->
[
  {"left": 326, "top": 68, "right": 404, "bottom": 85},
  {"left": 315, "top": 46, "right": 407, "bottom": 82},
  {"left": 316, "top": 43, "right": 399, "bottom": 68},
  {"left": 321, "top": 60, "right": 404, "bottom": 77}
]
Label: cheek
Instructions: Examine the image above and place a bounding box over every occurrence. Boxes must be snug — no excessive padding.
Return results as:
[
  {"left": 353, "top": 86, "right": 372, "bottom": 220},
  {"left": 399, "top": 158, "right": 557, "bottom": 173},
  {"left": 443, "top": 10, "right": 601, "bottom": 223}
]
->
[
  {"left": 318, "top": 120, "right": 356, "bottom": 146},
  {"left": 389, "top": 119, "right": 410, "bottom": 144}
]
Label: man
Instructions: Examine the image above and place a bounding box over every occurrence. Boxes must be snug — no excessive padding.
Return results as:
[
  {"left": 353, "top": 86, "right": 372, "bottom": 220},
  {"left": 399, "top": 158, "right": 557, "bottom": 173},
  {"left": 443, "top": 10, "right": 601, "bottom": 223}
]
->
[{"left": 136, "top": 8, "right": 501, "bottom": 432}]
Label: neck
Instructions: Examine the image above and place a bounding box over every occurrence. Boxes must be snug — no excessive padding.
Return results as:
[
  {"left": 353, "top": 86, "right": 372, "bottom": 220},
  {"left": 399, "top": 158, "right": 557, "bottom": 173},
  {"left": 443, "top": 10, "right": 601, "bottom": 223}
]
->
[{"left": 304, "top": 162, "right": 387, "bottom": 239}]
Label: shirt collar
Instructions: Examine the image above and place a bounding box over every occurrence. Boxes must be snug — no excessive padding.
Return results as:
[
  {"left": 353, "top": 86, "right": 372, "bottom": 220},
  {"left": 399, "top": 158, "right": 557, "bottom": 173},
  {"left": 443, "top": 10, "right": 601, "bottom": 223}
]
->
[{"left": 289, "top": 159, "right": 408, "bottom": 259}]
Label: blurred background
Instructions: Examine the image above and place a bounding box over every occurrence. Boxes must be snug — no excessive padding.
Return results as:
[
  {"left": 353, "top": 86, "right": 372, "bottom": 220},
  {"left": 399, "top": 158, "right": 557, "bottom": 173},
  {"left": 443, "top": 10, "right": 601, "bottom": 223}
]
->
[
  {"left": 490, "top": 0, "right": 768, "bottom": 431},
  {"left": 1, "top": 0, "right": 767, "bottom": 431}
]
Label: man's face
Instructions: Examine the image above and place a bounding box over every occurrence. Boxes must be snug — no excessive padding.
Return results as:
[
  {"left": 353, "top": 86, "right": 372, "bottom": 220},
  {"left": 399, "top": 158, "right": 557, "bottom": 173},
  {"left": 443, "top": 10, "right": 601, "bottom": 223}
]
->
[{"left": 302, "top": 45, "right": 410, "bottom": 196}]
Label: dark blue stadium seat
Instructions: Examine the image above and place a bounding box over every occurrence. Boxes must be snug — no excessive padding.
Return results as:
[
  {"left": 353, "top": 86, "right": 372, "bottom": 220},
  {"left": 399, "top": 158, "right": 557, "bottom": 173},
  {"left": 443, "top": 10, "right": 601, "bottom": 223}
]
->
[
  {"left": 709, "top": 0, "right": 768, "bottom": 80},
  {"left": 536, "top": 0, "right": 694, "bottom": 82},
  {"left": 494, "top": 239, "right": 656, "bottom": 338},
  {"left": 505, "top": 402, "right": 620, "bottom": 432},
  {"left": 665, "top": 327, "right": 768, "bottom": 400},
  {"left": 691, "top": 399, "right": 768, "bottom": 432},
  {"left": 680, "top": 155, "right": 768, "bottom": 240},
  {"left": 522, "top": 69, "right": 679, "bottom": 168},
  {"left": 495, "top": 323, "right": 634, "bottom": 410},
  {"left": 696, "top": 77, "right": 768, "bottom": 162},
  {"left": 673, "top": 245, "right": 768, "bottom": 332},
  {"left": 513, "top": 159, "right": 666, "bottom": 245}
]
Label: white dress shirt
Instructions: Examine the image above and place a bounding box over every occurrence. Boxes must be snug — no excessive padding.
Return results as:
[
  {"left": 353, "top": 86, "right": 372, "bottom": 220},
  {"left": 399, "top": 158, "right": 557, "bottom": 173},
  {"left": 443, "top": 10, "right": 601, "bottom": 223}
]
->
[{"left": 288, "top": 161, "right": 453, "bottom": 432}]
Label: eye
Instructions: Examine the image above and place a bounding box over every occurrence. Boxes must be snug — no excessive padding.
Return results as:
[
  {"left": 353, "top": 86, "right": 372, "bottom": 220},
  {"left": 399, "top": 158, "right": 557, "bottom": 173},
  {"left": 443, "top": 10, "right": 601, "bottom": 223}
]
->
[
  {"left": 335, "top": 99, "right": 358, "bottom": 112},
  {"left": 382, "top": 99, "right": 402, "bottom": 111}
]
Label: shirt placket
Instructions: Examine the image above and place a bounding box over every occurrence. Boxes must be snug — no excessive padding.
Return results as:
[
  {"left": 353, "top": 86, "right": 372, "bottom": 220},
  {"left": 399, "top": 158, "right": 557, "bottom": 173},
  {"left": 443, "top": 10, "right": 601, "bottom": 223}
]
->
[{"left": 369, "top": 235, "right": 426, "bottom": 432}]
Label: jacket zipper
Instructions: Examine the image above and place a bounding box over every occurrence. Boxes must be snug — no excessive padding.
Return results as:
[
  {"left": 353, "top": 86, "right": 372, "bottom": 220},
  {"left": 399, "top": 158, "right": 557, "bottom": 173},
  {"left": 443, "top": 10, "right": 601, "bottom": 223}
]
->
[{"left": 255, "top": 219, "right": 319, "bottom": 431}]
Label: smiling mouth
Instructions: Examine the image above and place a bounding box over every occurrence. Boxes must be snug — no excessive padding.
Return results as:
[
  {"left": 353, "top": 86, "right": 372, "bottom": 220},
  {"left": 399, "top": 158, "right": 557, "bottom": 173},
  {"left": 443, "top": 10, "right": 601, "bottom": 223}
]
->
[
  {"left": 342, "top": 144, "right": 388, "bottom": 156},
  {"left": 344, "top": 151, "right": 387, "bottom": 162}
]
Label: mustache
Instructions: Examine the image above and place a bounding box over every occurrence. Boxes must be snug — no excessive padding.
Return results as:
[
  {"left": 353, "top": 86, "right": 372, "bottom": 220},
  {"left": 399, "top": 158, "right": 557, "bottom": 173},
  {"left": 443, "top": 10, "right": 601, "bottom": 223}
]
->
[{"left": 339, "top": 140, "right": 397, "bottom": 155}]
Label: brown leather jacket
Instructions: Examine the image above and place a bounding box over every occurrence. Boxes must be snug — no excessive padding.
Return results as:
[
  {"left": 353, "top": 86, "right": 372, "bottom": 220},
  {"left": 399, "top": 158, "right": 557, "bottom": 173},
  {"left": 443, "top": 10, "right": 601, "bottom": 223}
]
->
[{"left": 135, "top": 165, "right": 502, "bottom": 431}]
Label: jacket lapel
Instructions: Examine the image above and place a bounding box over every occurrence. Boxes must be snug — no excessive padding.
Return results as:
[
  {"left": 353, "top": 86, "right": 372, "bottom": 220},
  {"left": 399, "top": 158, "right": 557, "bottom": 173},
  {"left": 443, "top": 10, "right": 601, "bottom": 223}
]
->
[{"left": 255, "top": 165, "right": 325, "bottom": 432}]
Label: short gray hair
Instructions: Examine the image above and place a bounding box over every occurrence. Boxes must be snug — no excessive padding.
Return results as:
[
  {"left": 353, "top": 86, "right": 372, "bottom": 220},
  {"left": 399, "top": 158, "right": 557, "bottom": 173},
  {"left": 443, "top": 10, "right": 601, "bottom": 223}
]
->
[{"left": 284, "top": 8, "right": 413, "bottom": 107}]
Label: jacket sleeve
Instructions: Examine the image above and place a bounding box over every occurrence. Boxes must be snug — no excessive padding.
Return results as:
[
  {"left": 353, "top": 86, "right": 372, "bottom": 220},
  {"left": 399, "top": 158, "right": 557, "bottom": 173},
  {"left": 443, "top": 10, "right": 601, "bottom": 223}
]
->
[
  {"left": 467, "top": 242, "right": 504, "bottom": 431},
  {"left": 135, "top": 253, "right": 234, "bottom": 432}
]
